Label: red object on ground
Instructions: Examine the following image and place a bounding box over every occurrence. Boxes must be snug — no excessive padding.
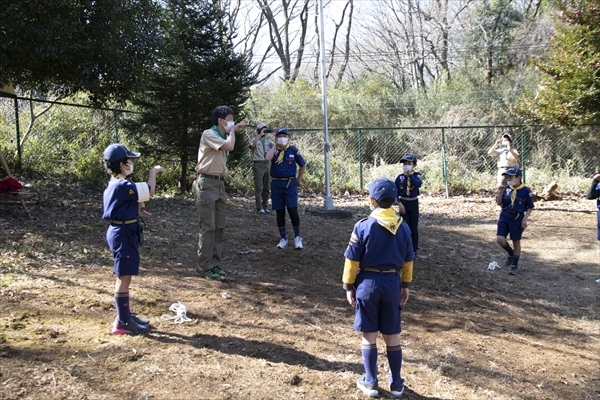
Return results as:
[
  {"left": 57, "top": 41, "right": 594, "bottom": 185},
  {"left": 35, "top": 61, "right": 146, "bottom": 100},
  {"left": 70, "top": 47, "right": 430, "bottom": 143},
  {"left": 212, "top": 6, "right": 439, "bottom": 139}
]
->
[{"left": 0, "top": 177, "right": 23, "bottom": 191}]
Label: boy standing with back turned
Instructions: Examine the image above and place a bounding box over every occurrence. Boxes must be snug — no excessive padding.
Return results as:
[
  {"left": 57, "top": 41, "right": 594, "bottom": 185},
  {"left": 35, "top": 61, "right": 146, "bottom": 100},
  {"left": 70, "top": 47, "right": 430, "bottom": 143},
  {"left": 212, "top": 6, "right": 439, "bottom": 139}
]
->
[{"left": 342, "top": 178, "right": 414, "bottom": 398}]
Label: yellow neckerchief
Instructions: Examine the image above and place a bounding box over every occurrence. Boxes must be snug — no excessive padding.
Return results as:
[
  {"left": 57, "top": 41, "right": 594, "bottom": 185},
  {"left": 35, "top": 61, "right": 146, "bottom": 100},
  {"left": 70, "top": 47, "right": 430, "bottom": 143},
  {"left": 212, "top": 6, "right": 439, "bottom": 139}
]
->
[
  {"left": 370, "top": 207, "right": 403, "bottom": 234},
  {"left": 111, "top": 173, "right": 125, "bottom": 179},
  {"left": 405, "top": 172, "right": 412, "bottom": 192},
  {"left": 275, "top": 144, "right": 290, "bottom": 164},
  {"left": 509, "top": 183, "right": 526, "bottom": 206}
]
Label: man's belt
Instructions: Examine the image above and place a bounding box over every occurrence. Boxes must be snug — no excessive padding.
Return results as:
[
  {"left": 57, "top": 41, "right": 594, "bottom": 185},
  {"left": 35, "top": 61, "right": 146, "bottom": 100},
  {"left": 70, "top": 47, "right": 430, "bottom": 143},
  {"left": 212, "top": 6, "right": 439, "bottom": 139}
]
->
[
  {"left": 271, "top": 177, "right": 295, "bottom": 181},
  {"left": 362, "top": 268, "right": 398, "bottom": 273},
  {"left": 253, "top": 160, "right": 269, "bottom": 163},
  {"left": 200, "top": 173, "right": 225, "bottom": 181},
  {"left": 111, "top": 219, "right": 138, "bottom": 225}
]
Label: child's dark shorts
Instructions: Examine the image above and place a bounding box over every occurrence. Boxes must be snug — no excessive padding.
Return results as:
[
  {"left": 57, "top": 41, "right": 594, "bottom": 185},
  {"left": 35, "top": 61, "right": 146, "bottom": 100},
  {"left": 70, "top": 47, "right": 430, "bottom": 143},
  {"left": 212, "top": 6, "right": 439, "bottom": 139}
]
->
[
  {"left": 271, "top": 178, "right": 298, "bottom": 210},
  {"left": 106, "top": 224, "right": 141, "bottom": 276},
  {"left": 353, "top": 270, "right": 401, "bottom": 335},
  {"left": 497, "top": 210, "right": 524, "bottom": 240}
]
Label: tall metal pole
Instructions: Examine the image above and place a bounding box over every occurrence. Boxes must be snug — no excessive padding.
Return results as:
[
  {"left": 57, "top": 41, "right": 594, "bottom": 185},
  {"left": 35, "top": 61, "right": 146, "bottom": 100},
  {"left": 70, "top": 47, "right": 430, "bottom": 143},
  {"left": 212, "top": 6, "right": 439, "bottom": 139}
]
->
[
  {"left": 318, "top": 0, "right": 334, "bottom": 210},
  {"left": 14, "top": 97, "right": 22, "bottom": 170}
]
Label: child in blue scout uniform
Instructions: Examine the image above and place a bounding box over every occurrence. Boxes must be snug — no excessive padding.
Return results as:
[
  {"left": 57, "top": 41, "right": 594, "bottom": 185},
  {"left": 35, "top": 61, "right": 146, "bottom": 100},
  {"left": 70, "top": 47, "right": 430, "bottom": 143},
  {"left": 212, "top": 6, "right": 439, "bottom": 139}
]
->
[
  {"left": 585, "top": 173, "right": 600, "bottom": 240},
  {"left": 103, "top": 144, "right": 166, "bottom": 334},
  {"left": 342, "top": 178, "right": 414, "bottom": 398},
  {"left": 495, "top": 167, "right": 534, "bottom": 275},
  {"left": 395, "top": 154, "right": 422, "bottom": 258},
  {"left": 265, "top": 127, "right": 306, "bottom": 249}
]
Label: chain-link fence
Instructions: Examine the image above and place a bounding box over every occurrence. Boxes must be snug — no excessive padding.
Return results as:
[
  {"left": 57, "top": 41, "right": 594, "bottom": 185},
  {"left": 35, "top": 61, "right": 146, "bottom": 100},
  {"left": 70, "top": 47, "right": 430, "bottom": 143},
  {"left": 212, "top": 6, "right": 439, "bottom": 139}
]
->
[
  {"left": 2, "top": 96, "right": 599, "bottom": 195},
  {"left": 0, "top": 96, "right": 123, "bottom": 187},
  {"left": 230, "top": 125, "right": 600, "bottom": 195}
]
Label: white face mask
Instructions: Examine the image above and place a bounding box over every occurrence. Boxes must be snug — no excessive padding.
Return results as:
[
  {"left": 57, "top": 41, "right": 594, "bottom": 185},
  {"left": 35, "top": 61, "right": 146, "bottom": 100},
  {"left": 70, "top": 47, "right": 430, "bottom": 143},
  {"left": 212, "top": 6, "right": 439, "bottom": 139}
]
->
[
  {"left": 124, "top": 162, "right": 133, "bottom": 176},
  {"left": 507, "top": 179, "right": 516, "bottom": 186},
  {"left": 277, "top": 137, "right": 289, "bottom": 145},
  {"left": 403, "top": 164, "right": 413, "bottom": 172},
  {"left": 223, "top": 120, "right": 235, "bottom": 132}
]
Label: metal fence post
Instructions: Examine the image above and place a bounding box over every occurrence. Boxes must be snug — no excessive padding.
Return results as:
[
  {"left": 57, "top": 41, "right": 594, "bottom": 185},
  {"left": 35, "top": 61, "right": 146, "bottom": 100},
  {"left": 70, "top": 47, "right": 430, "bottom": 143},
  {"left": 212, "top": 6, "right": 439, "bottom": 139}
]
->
[
  {"left": 441, "top": 127, "right": 449, "bottom": 198},
  {"left": 358, "top": 128, "right": 363, "bottom": 190},
  {"left": 520, "top": 126, "right": 526, "bottom": 184},
  {"left": 113, "top": 110, "right": 119, "bottom": 142},
  {"left": 14, "top": 97, "right": 21, "bottom": 169}
]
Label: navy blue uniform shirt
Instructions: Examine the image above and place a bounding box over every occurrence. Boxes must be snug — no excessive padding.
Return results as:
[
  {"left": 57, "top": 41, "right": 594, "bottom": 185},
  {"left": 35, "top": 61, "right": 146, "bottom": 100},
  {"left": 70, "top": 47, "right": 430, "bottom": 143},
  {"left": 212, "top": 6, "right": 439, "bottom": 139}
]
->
[
  {"left": 500, "top": 185, "right": 534, "bottom": 213},
  {"left": 344, "top": 212, "right": 414, "bottom": 271},
  {"left": 103, "top": 176, "right": 149, "bottom": 221},
  {"left": 587, "top": 180, "right": 600, "bottom": 209},
  {"left": 270, "top": 146, "right": 306, "bottom": 178},
  {"left": 395, "top": 172, "right": 422, "bottom": 199}
]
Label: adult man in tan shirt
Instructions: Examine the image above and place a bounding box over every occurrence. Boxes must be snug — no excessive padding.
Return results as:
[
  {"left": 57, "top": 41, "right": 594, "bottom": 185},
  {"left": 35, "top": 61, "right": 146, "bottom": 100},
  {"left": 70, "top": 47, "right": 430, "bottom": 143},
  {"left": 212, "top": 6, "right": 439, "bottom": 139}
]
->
[
  {"left": 249, "top": 122, "right": 275, "bottom": 214},
  {"left": 193, "top": 105, "right": 246, "bottom": 281},
  {"left": 488, "top": 133, "right": 519, "bottom": 188}
]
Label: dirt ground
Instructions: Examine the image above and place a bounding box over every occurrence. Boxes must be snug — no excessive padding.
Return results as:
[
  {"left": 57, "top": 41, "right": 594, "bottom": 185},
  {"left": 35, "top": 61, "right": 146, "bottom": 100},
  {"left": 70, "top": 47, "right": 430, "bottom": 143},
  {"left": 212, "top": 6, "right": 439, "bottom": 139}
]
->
[{"left": 0, "top": 186, "right": 599, "bottom": 400}]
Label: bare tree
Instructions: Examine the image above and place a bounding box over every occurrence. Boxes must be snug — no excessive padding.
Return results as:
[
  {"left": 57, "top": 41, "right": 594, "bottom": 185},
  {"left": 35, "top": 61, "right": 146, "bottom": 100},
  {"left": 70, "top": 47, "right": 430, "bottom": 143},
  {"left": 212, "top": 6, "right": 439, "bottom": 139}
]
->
[
  {"left": 326, "top": 0, "right": 354, "bottom": 86},
  {"left": 353, "top": 0, "right": 474, "bottom": 92},
  {"left": 255, "top": 0, "right": 310, "bottom": 82}
]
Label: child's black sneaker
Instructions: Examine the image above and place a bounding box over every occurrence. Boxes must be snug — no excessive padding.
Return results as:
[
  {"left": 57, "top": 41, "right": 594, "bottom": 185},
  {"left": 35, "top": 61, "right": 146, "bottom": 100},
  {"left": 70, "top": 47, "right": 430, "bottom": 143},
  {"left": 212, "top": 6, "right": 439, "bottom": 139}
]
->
[
  {"left": 390, "top": 381, "right": 404, "bottom": 398},
  {"left": 112, "top": 316, "right": 150, "bottom": 335},
  {"left": 131, "top": 314, "right": 149, "bottom": 326},
  {"left": 504, "top": 256, "right": 514, "bottom": 267},
  {"left": 508, "top": 265, "right": 518, "bottom": 275}
]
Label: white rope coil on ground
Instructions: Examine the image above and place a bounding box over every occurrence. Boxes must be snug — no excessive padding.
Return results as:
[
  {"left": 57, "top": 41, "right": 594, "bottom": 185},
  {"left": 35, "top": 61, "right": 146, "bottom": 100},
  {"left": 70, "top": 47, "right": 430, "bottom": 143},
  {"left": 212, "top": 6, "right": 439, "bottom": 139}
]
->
[
  {"left": 487, "top": 261, "right": 500, "bottom": 270},
  {"left": 160, "top": 301, "right": 192, "bottom": 324}
]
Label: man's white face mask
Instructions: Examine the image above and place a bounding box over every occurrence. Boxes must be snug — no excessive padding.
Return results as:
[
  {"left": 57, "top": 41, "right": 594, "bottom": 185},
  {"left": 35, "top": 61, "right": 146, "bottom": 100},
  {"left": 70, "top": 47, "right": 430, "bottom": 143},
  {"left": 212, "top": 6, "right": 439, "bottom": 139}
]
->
[{"left": 223, "top": 119, "right": 235, "bottom": 132}]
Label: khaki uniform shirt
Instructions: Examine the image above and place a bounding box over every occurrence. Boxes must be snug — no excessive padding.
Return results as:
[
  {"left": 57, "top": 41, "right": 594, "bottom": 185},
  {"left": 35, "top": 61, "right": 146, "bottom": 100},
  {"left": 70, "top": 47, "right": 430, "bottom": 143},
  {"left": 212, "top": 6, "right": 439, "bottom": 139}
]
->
[
  {"left": 250, "top": 137, "right": 274, "bottom": 161},
  {"left": 196, "top": 127, "right": 228, "bottom": 177},
  {"left": 495, "top": 148, "right": 518, "bottom": 169}
]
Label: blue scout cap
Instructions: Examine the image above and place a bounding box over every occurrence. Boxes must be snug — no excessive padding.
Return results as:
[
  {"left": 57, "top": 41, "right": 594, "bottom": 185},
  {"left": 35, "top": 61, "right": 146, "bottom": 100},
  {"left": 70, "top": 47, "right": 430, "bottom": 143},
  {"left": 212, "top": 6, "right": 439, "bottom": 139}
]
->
[
  {"left": 366, "top": 178, "right": 397, "bottom": 202},
  {"left": 103, "top": 144, "right": 140, "bottom": 164},
  {"left": 276, "top": 127, "right": 289, "bottom": 136},
  {"left": 502, "top": 167, "right": 522, "bottom": 177},
  {"left": 401, "top": 154, "right": 417, "bottom": 164}
]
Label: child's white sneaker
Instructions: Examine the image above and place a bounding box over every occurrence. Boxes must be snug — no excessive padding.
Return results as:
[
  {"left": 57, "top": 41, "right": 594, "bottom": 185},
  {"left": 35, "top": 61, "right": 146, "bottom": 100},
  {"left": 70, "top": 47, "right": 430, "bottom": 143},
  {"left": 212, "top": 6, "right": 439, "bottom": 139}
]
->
[
  {"left": 294, "top": 236, "right": 303, "bottom": 249},
  {"left": 277, "top": 238, "right": 288, "bottom": 249}
]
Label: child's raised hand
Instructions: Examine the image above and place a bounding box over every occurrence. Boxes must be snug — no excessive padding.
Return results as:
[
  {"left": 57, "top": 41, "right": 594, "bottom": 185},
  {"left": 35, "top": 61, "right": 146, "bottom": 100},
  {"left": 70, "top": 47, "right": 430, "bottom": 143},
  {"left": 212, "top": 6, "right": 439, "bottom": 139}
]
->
[
  {"left": 593, "top": 174, "right": 600, "bottom": 182},
  {"left": 153, "top": 165, "right": 166, "bottom": 174}
]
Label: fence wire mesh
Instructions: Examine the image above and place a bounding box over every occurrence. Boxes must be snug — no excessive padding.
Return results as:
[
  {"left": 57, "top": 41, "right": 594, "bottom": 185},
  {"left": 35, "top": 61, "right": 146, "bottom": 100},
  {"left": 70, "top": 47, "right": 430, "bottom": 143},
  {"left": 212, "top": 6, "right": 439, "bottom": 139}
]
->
[
  {"left": 231, "top": 125, "right": 600, "bottom": 195},
  {"left": 1, "top": 97, "right": 599, "bottom": 195}
]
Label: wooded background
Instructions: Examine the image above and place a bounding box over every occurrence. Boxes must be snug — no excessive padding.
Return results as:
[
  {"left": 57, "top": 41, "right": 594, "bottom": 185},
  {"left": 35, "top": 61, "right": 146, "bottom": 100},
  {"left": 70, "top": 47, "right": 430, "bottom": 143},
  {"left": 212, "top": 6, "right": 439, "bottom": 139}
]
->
[{"left": 1, "top": 0, "right": 598, "bottom": 193}]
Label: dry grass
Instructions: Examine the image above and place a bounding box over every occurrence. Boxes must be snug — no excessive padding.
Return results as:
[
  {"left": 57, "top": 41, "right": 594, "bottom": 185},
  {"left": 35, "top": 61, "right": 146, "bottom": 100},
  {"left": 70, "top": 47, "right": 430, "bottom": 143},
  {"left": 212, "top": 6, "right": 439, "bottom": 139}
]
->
[{"left": 0, "top": 186, "right": 599, "bottom": 400}]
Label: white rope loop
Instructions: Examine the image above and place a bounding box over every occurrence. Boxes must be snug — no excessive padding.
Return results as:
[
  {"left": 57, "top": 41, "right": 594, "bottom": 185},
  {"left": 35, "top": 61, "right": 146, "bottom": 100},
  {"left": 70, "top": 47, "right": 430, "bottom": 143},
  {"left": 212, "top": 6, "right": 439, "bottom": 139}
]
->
[{"left": 160, "top": 301, "right": 192, "bottom": 324}]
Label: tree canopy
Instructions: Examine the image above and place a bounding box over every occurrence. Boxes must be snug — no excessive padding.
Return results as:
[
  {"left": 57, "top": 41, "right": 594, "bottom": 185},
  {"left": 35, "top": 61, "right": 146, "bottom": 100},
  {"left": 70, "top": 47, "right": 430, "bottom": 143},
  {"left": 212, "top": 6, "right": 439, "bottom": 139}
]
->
[
  {"left": 521, "top": 0, "right": 600, "bottom": 125},
  {"left": 125, "top": 0, "right": 256, "bottom": 192},
  {"left": 0, "top": 0, "right": 161, "bottom": 105}
]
